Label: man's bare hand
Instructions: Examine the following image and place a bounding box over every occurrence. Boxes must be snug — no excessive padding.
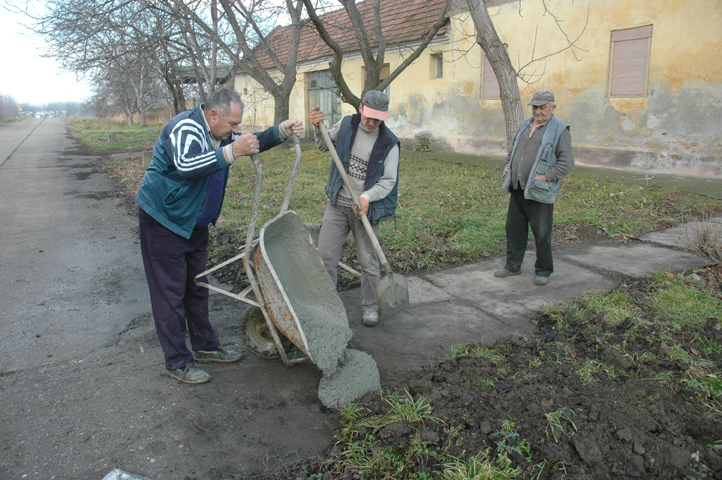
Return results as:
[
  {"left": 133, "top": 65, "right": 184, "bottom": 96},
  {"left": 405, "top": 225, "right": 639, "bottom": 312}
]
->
[
  {"left": 352, "top": 197, "right": 369, "bottom": 218},
  {"left": 533, "top": 174, "right": 548, "bottom": 182},
  {"left": 283, "top": 119, "right": 304, "bottom": 138},
  {"left": 310, "top": 106, "right": 325, "bottom": 128},
  {"left": 232, "top": 133, "right": 260, "bottom": 158}
]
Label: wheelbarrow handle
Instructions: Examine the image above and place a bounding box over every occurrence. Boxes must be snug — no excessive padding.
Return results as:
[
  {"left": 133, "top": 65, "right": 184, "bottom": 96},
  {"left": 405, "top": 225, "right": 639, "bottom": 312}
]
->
[
  {"left": 318, "top": 123, "right": 393, "bottom": 273},
  {"left": 281, "top": 134, "right": 302, "bottom": 214},
  {"left": 245, "top": 154, "right": 263, "bottom": 259}
]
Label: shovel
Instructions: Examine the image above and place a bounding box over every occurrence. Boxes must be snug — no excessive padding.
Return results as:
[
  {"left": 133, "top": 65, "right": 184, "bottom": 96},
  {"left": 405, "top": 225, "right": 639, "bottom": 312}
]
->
[{"left": 318, "top": 122, "right": 409, "bottom": 317}]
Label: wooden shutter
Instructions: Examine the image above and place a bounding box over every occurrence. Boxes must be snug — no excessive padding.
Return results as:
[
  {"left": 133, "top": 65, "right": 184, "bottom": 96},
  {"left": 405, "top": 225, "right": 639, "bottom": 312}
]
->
[
  {"left": 482, "top": 54, "right": 500, "bottom": 100},
  {"left": 610, "top": 26, "right": 652, "bottom": 97}
]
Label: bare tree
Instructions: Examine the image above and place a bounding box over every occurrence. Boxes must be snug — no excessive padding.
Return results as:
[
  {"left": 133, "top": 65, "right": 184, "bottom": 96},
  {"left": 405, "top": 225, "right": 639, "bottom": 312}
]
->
[
  {"left": 0, "top": 94, "right": 19, "bottom": 120},
  {"left": 464, "top": 0, "right": 588, "bottom": 148},
  {"left": 302, "top": 0, "right": 452, "bottom": 109},
  {"left": 6, "top": 0, "right": 224, "bottom": 119},
  {"left": 164, "top": 0, "right": 305, "bottom": 123},
  {"left": 466, "top": 0, "right": 523, "bottom": 149}
]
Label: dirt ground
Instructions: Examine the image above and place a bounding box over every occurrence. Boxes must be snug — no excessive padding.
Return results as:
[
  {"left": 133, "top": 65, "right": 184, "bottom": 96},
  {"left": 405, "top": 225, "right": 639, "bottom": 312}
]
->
[
  {"left": 98, "top": 155, "right": 722, "bottom": 479},
  {"left": 310, "top": 276, "right": 722, "bottom": 480}
]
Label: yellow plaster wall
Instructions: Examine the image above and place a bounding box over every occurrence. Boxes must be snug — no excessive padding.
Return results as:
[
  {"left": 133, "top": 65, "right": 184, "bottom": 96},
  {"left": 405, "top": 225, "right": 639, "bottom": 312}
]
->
[{"left": 235, "top": 0, "right": 722, "bottom": 176}]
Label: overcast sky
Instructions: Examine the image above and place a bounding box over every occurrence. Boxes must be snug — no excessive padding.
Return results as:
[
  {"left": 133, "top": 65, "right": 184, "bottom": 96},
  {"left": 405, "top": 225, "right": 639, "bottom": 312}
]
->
[{"left": 0, "top": 9, "right": 92, "bottom": 106}]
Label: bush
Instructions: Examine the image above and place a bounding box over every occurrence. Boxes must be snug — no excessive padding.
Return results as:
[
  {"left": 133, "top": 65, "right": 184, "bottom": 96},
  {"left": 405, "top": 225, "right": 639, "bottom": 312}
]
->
[{"left": 685, "top": 216, "right": 722, "bottom": 264}]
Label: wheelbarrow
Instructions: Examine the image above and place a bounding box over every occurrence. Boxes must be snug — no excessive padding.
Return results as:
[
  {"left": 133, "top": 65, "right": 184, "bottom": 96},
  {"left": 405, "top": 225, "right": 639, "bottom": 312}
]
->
[{"left": 194, "top": 136, "right": 352, "bottom": 372}]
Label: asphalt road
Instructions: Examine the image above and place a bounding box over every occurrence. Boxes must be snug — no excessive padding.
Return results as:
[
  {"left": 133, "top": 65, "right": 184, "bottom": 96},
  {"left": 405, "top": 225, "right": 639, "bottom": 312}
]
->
[
  {"left": 0, "top": 118, "right": 337, "bottom": 480},
  {"left": 0, "top": 117, "right": 150, "bottom": 374}
]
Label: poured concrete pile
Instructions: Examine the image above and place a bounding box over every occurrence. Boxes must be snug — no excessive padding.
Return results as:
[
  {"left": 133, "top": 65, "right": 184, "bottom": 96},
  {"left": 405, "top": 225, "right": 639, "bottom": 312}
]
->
[
  {"left": 261, "top": 213, "right": 380, "bottom": 407},
  {"left": 318, "top": 349, "right": 380, "bottom": 410}
]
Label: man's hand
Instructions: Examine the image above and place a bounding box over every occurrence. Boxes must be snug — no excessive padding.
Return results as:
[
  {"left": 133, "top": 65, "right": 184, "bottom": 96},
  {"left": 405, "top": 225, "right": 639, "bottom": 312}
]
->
[
  {"left": 283, "top": 119, "right": 304, "bottom": 138},
  {"left": 310, "top": 106, "right": 325, "bottom": 128},
  {"left": 232, "top": 133, "right": 260, "bottom": 158},
  {"left": 352, "top": 196, "right": 369, "bottom": 218},
  {"left": 504, "top": 165, "right": 509, "bottom": 174},
  {"left": 533, "top": 174, "right": 548, "bottom": 182}
]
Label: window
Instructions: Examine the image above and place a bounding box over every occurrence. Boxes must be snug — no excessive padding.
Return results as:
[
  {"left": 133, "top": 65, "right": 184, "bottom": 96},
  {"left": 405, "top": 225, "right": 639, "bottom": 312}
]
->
[
  {"left": 481, "top": 51, "right": 500, "bottom": 100},
  {"left": 308, "top": 70, "right": 343, "bottom": 128},
  {"left": 609, "top": 25, "right": 653, "bottom": 97},
  {"left": 431, "top": 53, "right": 443, "bottom": 79}
]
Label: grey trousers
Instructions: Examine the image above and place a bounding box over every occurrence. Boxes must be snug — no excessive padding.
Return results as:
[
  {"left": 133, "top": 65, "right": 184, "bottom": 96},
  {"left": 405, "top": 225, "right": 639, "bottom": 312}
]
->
[{"left": 317, "top": 201, "right": 380, "bottom": 311}]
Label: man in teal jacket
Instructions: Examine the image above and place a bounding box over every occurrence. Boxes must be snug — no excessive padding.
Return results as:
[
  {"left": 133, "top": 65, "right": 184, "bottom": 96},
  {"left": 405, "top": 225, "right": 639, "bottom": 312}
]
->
[
  {"left": 137, "top": 88, "right": 303, "bottom": 384},
  {"left": 495, "top": 90, "right": 575, "bottom": 286}
]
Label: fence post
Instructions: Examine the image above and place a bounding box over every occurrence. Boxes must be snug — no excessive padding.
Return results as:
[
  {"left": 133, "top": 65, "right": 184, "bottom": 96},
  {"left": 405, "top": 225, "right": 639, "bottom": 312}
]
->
[{"left": 142, "top": 151, "right": 152, "bottom": 168}]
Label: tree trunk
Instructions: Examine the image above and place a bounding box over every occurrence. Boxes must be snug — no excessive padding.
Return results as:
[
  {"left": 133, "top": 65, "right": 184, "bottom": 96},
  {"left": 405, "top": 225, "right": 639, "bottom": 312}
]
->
[
  {"left": 124, "top": 102, "right": 134, "bottom": 126},
  {"left": 273, "top": 93, "right": 290, "bottom": 127},
  {"left": 466, "top": 0, "right": 523, "bottom": 150}
]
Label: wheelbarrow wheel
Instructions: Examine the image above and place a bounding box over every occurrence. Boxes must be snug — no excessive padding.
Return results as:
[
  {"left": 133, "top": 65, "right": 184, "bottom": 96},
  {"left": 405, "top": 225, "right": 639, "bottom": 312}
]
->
[{"left": 239, "top": 306, "right": 294, "bottom": 359}]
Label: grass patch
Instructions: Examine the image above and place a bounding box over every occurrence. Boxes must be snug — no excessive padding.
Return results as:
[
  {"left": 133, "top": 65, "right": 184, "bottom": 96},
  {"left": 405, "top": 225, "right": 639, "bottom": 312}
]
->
[
  {"left": 445, "top": 343, "right": 506, "bottom": 364},
  {"left": 544, "top": 408, "right": 578, "bottom": 443},
  {"left": 544, "top": 274, "right": 722, "bottom": 397},
  {"left": 214, "top": 143, "right": 721, "bottom": 273},
  {"left": 441, "top": 449, "right": 522, "bottom": 479},
  {"left": 67, "top": 119, "right": 722, "bottom": 274},
  {"left": 331, "top": 392, "right": 522, "bottom": 479},
  {"left": 648, "top": 273, "right": 722, "bottom": 330},
  {"left": 66, "top": 116, "right": 162, "bottom": 153},
  {"left": 0, "top": 118, "right": 25, "bottom": 125}
]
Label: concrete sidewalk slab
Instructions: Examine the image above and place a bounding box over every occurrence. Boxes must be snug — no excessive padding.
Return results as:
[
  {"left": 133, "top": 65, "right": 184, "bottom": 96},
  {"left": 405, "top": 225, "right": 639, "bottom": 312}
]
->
[
  {"left": 641, "top": 225, "right": 687, "bottom": 248},
  {"left": 643, "top": 221, "right": 722, "bottom": 250},
  {"left": 347, "top": 250, "right": 616, "bottom": 377},
  {"left": 420, "top": 251, "right": 616, "bottom": 318},
  {"left": 347, "top": 301, "right": 531, "bottom": 375},
  {"left": 561, "top": 243, "right": 707, "bottom": 277}
]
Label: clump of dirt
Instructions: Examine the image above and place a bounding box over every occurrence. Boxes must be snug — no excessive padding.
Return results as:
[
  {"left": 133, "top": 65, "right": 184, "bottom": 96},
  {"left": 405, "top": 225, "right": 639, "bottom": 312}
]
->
[{"left": 254, "top": 276, "right": 722, "bottom": 480}]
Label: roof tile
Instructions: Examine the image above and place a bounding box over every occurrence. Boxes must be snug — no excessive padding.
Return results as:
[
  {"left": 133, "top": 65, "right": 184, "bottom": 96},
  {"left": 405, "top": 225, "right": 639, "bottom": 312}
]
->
[{"left": 249, "top": 0, "right": 449, "bottom": 70}]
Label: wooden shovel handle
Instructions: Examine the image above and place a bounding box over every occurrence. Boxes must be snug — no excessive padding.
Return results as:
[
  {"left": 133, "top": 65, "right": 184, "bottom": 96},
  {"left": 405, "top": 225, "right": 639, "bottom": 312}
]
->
[{"left": 318, "top": 122, "right": 392, "bottom": 272}]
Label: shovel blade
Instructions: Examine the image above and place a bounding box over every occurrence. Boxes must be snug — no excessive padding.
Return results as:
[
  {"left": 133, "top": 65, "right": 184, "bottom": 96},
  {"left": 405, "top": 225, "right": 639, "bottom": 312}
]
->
[{"left": 377, "top": 272, "right": 410, "bottom": 317}]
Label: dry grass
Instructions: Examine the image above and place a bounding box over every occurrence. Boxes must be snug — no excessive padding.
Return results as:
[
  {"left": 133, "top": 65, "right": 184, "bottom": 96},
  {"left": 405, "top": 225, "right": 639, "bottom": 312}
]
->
[{"left": 685, "top": 217, "right": 722, "bottom": 264}]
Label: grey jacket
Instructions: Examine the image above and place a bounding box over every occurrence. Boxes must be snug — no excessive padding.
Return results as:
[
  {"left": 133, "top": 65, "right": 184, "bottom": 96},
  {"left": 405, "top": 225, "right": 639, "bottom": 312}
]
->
[{"left": 502, "top": 116, "right": 573, "bottom": 204}]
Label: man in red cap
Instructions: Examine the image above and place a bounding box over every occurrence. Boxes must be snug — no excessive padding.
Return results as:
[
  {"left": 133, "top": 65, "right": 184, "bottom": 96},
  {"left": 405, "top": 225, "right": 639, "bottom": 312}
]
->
[{"left": 309, "top": 90, "right": 400, "bottom": 327}]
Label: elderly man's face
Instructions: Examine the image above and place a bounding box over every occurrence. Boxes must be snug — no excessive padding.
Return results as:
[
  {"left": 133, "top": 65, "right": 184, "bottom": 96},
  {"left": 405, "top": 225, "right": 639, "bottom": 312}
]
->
[
  {"left": 531, "top": 102, "right": 555, "bottom": 124},
  {"left": 208, "top": 101, "right": 243, "bottom": 140},
  {"left": 359, "top": 105, "right": 382, "bottom": 132}
]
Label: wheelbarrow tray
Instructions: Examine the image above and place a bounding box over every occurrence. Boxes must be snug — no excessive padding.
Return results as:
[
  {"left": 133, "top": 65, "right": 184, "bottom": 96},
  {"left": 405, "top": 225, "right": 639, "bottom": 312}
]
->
[{"left": 253, "top": 211, "right": 352, "bottom": 375}]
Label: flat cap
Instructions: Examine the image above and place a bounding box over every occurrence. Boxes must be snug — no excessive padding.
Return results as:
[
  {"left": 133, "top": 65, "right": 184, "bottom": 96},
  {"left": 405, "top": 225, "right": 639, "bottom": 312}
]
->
[{"left": 528, "top": 89, "right": 555, "bottom": 106}]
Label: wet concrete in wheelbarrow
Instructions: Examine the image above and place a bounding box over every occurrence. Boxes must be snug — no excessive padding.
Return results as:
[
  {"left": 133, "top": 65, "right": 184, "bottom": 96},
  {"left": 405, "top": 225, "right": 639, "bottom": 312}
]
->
[{"left": 259, "top": 212, "right": 380, "bottom": 408}]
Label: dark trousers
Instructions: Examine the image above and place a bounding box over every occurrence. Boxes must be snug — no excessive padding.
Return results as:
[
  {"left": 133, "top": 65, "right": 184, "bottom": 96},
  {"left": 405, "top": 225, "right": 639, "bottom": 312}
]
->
[
  {"left": 139, "top": 208, "right": 219, "bottom": 370},
  {"left": 504, "top": 188, "right": 555, "bottom": 277}
]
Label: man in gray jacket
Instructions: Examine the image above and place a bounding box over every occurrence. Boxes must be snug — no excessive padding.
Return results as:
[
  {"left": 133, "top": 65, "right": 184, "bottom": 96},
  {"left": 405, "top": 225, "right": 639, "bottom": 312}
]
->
[{"left": 495, "top": 89, "right": 574, "bottom": 286}]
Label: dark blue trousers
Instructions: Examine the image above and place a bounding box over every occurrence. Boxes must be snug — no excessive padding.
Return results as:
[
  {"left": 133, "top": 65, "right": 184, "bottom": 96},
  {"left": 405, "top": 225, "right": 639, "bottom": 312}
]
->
[
  {"left": 139, "top": 208, "right": 219, "bottom": 370},
  {"left": 504, "top": 188, "right": 555, "bottom": 277}
]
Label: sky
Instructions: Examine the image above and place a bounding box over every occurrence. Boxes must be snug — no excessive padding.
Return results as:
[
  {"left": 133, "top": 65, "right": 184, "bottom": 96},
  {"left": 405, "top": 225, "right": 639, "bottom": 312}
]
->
[{"left": 0, "top": 8, "right": 92, "bottom": 106}]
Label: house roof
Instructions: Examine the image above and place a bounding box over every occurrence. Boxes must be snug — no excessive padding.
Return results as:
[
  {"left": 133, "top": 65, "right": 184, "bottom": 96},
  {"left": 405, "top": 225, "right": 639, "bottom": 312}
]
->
[{"left": 247, "top": 0, "right": 450, "bottom": 72}]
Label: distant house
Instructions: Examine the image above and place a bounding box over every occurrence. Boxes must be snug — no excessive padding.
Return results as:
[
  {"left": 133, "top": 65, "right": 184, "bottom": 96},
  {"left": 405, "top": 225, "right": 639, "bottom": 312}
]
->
[{"left": 234, "top": 0, "right": 722, "bottom": 177}]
